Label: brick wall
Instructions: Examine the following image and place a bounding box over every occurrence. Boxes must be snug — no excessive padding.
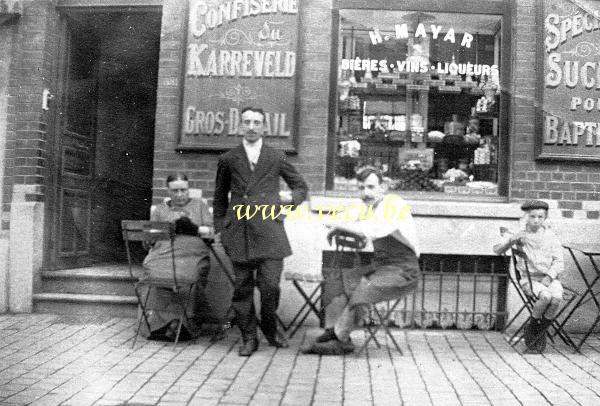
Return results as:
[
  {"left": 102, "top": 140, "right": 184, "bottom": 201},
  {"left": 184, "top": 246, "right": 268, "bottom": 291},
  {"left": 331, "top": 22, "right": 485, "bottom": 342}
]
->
[
  {"left": 152, "top": 0, "right": 333, "bottom": 204},
  {"left": 510, "top": 0, "right": 600, "bottom": 219},
  {"left": 2, "top": 1, "right": 60, "bottom": 230},
  {"left": 0, "top": 22, "right": 16, "bottom": 237}
]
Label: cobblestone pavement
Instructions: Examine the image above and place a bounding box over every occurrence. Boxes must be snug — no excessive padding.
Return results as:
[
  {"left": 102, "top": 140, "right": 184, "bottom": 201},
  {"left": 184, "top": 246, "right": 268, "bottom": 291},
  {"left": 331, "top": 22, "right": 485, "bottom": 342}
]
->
[{"left": 0, "top": 314, "right": 599, "bottom": 406}]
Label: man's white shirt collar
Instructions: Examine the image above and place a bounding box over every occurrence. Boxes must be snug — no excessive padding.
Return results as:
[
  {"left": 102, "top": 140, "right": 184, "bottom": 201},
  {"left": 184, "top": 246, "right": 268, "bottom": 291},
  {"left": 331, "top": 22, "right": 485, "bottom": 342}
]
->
[{"left": 243, "top": 138, "right": 262, "bottom": 166}]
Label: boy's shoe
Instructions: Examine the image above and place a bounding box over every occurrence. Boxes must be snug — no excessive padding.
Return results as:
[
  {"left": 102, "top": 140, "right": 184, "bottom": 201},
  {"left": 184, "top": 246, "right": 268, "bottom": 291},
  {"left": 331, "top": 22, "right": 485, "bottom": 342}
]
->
[
  {"left": 533, "top": 317, "right": 554, "bottom": 353},
  {"left": 524, "top": 333, "right": 546, "bottom": 354},
  {"left": 524, "top": 318, "right": 541, "bottom": 350},
  {"left": 315, "top": 327, "right": 337, "bottom": 343},
  {"left": 524, "top": 318, "right": 548, "bottom": 353},
  {"left": 533, "top": 331, "right": 547, "bottom": 353}
]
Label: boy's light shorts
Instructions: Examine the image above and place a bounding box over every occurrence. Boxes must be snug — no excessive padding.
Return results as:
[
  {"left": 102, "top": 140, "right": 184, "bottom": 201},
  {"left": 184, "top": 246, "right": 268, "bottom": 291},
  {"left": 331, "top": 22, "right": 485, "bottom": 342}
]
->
[{"left": 520, "top": 278, "right": 563, "bottom": 300}]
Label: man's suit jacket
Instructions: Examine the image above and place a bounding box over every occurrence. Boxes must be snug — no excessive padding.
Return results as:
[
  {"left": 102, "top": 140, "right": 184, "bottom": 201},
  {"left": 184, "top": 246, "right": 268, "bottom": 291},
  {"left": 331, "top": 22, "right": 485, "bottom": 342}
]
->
[{"left": 213, "top": 143, "right": 308, "bottom": 262}]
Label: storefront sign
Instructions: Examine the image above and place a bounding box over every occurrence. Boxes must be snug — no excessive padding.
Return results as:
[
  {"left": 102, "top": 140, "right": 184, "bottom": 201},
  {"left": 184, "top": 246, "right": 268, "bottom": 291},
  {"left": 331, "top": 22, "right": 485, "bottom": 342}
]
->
[
  {"left": 368, "top": 24, "right": 474, "bottom": 47},
  {"left": 536, "top": 0, "right": 600, "bottom": 161},
  {"left": 340, "top": 58, "right": 498, "bottom": 77},
  {"left": 178, "top": 0, "right": 300, "bottom": 151}
]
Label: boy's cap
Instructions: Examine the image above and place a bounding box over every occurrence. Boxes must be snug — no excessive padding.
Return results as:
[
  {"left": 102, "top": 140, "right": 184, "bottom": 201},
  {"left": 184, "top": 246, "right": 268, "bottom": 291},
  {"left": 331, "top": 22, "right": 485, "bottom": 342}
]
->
[{"left": 521, "top": 200, "right": 549, "bottom": 211}]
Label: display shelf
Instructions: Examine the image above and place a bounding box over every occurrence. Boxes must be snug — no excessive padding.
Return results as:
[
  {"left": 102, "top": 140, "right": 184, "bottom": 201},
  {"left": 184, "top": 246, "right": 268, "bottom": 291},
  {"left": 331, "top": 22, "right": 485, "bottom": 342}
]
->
[{"left": 350, "top": 80, "right": 499, "bottom": 95}]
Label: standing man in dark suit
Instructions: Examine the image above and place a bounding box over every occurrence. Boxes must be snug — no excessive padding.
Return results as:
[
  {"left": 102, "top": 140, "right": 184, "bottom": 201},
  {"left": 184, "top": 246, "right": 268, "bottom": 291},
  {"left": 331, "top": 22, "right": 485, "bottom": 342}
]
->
[{"left": 213, "top": 107, "right": 308, "bottom": 356}]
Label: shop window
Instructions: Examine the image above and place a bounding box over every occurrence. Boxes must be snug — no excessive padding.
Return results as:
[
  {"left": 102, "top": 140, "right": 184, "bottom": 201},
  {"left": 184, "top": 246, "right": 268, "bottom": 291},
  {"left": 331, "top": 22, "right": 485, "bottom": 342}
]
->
[{"left": 333, "top": 11, "right": 503, "bottom": 196}]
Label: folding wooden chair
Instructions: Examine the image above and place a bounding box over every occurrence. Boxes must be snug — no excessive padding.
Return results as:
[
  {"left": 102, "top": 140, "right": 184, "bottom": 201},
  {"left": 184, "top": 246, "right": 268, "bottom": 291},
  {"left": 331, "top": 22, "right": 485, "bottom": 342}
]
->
[
  {"left": 281, "top": 270, "right": 324, "bottom": 338},
  {"left": 503, "top": 245, "right": 579, "bottom": 351},
  {"left": 327, "top": 230, "right": 404, "bottom": 356},
  {"left": 121, "top": 220, "right": 197, "bottom": 348}
]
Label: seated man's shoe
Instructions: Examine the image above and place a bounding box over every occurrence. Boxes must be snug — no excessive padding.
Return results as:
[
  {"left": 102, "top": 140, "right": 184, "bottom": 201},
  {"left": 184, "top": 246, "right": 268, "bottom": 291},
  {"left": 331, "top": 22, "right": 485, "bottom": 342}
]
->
[
  {"left": 238, "top": 338, "right": 259, "bottom": 357},
  {"left": 265, "top": 330, "right": 289, "bottom": 348},
  {"left": 300, "top": 341, "right": 318, "bottom": 354},
  {"left": 315, "top": 327, "right": 337, "bottom": 343},
  {"left": 309, "top": 338, "right": 354, "bottom": 356}
]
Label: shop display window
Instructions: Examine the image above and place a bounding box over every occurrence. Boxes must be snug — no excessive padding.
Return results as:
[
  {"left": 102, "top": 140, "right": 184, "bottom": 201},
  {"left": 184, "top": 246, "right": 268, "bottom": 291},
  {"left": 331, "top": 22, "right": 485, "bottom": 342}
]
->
[{"left": 334, "top": 10, "right": 503, "bottom": 196}]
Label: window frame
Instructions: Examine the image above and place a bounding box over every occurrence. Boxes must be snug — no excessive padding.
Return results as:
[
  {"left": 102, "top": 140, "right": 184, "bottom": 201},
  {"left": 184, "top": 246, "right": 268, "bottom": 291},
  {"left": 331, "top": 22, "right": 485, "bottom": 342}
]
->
[{"left": 326, "top": 0, "right": 512, "bottom": 200}]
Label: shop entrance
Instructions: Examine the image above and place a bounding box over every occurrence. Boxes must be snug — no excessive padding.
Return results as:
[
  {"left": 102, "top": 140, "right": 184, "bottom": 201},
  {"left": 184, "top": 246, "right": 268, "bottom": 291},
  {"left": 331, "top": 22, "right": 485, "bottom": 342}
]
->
[{"left": 47, "top": 10, "right": 161, "bottom": 270}]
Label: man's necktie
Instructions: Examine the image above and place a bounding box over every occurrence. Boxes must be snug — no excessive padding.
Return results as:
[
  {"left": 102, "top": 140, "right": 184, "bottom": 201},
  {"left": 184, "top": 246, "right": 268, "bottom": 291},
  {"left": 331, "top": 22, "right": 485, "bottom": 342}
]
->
[{"left": 250, "top": 162, "right": 255, "bottom": 172}]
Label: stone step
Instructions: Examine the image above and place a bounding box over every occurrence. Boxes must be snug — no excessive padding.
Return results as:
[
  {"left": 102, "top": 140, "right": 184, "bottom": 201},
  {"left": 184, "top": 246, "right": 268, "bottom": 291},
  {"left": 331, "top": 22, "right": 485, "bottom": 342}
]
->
[
  {"left": 41, "top": 264, "right": 141, "bottom": 296},
  {"left": 33, "top": 292, "right": 138, "bottom": 318},
  {"left": 36, "top": 262, "right": 234, "bottom": 321}
]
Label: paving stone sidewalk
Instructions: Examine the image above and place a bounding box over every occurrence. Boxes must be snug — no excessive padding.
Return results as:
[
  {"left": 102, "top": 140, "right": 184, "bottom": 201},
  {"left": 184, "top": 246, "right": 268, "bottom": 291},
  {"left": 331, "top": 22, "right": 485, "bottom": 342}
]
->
[{"left": 0, "top": 314, "right": 599, "bottom": 406}]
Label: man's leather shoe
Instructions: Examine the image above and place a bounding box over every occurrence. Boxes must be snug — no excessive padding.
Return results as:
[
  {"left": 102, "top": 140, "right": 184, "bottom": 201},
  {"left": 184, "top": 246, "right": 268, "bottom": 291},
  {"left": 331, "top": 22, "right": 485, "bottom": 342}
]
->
[
  {"left": 265, "top": 330, "right": 289, "bottom": 348},
  {"left": 238, "top": 338, "right": 259, "bottom": 356},
  {"left": 307, "top": 338, "right": 354, "bottom": 355},
  {"left": 315, "top": 328, "right": 337, "bottom": 343}
]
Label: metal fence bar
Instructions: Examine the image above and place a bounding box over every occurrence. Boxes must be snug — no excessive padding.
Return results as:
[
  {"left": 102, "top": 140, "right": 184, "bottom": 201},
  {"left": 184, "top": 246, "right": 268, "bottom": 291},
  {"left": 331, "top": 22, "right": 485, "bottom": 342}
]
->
[
  {"left": 455, "top": 262, "right": 461, "bottom": 328},
  {"left": 472, "top": 259, "right": 478, "bottom": 328},
  {"left": 437, "top": 259, "right": 444, "bottom": 327}
]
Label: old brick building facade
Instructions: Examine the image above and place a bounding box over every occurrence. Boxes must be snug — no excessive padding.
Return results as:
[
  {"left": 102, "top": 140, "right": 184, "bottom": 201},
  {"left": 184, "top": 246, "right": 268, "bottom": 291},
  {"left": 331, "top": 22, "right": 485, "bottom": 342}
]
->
[{"left": 0, "top": 0, "right": 598, "bottom": 332}]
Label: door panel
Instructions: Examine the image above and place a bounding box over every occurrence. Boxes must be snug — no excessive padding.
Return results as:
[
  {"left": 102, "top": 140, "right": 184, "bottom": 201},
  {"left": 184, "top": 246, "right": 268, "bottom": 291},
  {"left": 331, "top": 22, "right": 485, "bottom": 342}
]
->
[
  {"left": 57, "top": 129, "right": 94, "bottom": 265},
  {"left": 58, "top": 189, "right": 91, "bottom": 258},
  {"left": 53, "top": 18, "right": 99, "bottom": 269}
]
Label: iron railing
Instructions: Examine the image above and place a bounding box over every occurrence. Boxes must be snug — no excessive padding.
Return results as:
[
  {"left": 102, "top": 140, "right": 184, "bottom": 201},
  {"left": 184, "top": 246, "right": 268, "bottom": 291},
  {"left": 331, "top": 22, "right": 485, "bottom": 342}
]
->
[{"left": 323, "top": 252, "right": 510, "bottom": 331}]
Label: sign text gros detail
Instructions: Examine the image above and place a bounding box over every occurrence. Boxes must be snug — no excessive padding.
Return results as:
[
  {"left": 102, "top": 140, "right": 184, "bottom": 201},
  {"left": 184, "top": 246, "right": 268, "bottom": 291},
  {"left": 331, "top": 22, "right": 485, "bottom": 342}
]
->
[
  {"left": 544, "top": 10, "right": 600, "bottom": 147},
  {"left": 184, "top": 0, "right": 298, "bottom": 138}
]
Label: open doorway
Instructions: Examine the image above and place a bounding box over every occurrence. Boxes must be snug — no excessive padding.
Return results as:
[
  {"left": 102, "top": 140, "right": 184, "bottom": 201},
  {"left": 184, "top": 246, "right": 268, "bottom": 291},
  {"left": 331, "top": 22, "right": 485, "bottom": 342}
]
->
[{"left": 47, "top": 10, "right": 161, "bottom": 269}]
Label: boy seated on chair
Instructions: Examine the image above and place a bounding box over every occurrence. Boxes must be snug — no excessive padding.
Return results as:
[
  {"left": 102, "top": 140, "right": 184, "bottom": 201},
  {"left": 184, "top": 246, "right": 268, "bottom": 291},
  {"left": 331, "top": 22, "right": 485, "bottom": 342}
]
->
[
  {"left": 301, "top": 168, "right": 421, "bottom": 355},
  {"left": 493, "top": 200, "right": 564, "bottom": 353}
]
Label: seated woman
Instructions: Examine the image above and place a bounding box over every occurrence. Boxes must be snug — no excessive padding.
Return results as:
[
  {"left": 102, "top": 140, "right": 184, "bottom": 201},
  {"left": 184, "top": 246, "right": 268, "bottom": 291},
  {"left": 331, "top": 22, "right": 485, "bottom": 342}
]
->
[{"left": 141, "top": 172, "right": 213, "bottom": 341}]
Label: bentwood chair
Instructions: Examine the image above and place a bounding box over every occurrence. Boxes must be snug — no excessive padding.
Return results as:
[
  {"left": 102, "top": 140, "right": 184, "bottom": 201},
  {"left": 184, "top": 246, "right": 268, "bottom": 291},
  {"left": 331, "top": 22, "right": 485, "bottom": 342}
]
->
[{"left": 122, "top": 220, "right": 198, "bottom": 348}]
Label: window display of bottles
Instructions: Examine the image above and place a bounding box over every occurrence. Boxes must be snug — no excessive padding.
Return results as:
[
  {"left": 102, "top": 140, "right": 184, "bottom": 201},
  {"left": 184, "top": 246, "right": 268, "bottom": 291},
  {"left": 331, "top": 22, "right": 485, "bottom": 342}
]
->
[{"left": 334, "top": 10, "right": 502, "bottom": 196}]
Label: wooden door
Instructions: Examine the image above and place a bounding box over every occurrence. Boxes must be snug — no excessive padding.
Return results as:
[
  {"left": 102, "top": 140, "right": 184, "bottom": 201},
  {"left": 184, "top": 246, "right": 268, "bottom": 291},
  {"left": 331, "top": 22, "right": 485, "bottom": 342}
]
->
[{"left": 51, "top": 17, "right": 99, "bottom": 269}]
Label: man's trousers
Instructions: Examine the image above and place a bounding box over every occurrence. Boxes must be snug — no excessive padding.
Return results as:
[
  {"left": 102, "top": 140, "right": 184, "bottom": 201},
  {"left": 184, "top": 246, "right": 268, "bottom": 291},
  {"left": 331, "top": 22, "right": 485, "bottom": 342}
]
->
[{"left": 231, "top": 259, "right": 283, "bottom": 340}]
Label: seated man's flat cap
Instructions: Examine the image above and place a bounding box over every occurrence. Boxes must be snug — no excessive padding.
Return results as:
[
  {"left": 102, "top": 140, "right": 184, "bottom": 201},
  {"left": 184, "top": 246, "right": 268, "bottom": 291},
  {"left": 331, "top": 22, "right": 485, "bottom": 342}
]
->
[{"left": 521, "top": 200, "right": 549, "bottom": 211}]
